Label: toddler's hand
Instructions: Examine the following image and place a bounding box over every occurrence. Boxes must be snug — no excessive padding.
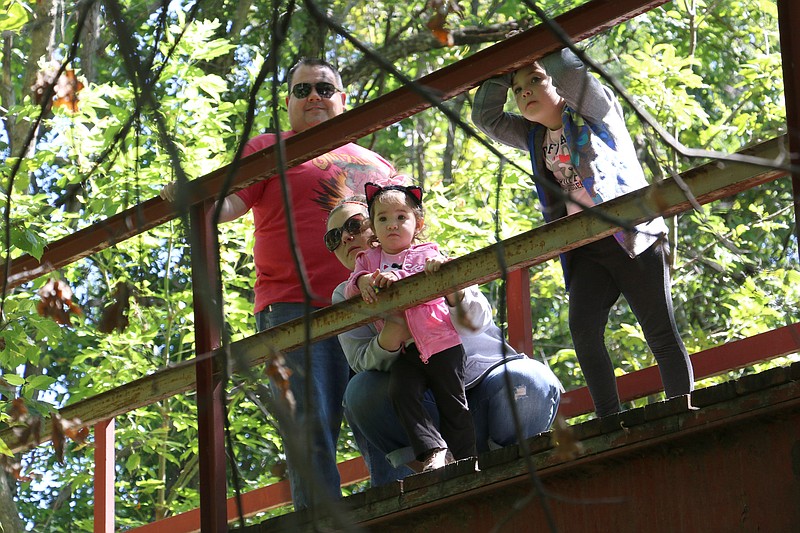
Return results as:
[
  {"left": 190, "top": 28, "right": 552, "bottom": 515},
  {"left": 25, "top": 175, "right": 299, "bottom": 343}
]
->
[
  {"left": 425, "top": 258, "right": 464, "bottom": 307},
  {"left": 378, "top": 312, "right": 411, "bottom": 351},
  {"left": 424, "top": 257, "right": 446, "bottom": 274},
  {"left": 358, "top": 270, "right": 398, "bottom": 303},
  {"left": 371, "top": 270, "right": 398, "bottom": 290},
  {"left": 357, "top": 274, "right": 378, "bottom": 303}
]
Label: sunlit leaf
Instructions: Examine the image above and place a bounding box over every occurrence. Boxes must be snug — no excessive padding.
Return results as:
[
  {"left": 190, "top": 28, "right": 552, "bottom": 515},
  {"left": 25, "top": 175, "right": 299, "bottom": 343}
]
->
[{"left": 0, "top": 0, "right": 29, "bottom": 32}]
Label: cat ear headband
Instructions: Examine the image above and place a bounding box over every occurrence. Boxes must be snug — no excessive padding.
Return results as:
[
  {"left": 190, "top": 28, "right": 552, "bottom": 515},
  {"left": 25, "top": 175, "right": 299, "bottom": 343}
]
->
[{"left": 364, "top": 182, "right": 423, "bottom": 209}]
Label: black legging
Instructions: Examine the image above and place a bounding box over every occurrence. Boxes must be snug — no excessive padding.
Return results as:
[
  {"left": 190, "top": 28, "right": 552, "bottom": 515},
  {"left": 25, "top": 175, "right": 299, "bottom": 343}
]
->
[
  {"left": 388, "top": 343, "right": 476, "bottom": 460},
  {"left": 567, "top": 237, "right": 694, "bottom": 417}
]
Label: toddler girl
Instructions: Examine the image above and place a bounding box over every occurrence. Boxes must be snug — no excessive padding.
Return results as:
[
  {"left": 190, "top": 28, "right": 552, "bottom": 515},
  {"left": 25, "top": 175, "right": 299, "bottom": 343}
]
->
[{"left": 344, "top": 181, "right": 476, "bottom": 470}]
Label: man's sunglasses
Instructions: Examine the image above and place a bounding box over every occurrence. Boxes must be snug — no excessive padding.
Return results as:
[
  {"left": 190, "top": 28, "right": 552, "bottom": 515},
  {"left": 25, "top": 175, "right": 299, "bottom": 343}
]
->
[
  {"left": 291, "top": 82, "right": 342, "bottom": 99},
  {"left": 324, "top": 214, "right": 367, "bottom": 252}
]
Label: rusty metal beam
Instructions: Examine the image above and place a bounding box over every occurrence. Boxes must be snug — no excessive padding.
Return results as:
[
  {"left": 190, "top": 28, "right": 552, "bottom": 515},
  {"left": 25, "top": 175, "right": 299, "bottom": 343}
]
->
[
  {"left": 0, "top": 0, "right": 669, "bottom": 291},
  {"left": 778, "top": 0, "right": 800, "bottom": 259},
  {"left": 0, "top": 136, "right": 787, "bottom": 454}
]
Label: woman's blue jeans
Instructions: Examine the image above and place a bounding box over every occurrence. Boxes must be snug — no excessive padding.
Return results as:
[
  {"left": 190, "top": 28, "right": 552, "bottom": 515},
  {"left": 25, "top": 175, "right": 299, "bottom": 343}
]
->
[{"left": 344, "top": 357, "right": 561, "bottom": 486}]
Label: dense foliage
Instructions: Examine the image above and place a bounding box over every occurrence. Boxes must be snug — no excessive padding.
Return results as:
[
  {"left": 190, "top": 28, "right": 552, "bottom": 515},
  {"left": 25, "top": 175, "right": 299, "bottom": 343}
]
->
[{"left": 1, "top": 0, "right": 797, "bottom": 529}]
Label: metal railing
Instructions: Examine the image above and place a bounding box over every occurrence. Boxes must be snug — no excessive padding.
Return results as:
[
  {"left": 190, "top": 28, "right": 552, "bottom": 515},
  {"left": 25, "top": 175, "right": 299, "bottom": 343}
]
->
[{"left": 1, "top": 0, "right": 798, "bottom": 531}]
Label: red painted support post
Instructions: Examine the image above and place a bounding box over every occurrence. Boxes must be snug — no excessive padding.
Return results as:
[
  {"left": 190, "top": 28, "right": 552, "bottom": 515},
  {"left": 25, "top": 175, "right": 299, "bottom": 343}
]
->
[
  {"left": 93, "top": 418, "right": 115, "bottom": 533},
  {"left": 191, "top": 202, "right": 227, "bottom": 532},
  {"left": 506, "top": 268, "right": 534, "bottom": 357},
  {"left": 778, "top": 0, "right": 800, "bottom": 260}
]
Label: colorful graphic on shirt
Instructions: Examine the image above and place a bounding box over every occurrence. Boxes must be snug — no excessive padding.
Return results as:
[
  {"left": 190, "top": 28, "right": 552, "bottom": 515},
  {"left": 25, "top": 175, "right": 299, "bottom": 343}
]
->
[
  {"left": 543, "top": 130, "right": 582, "bottom": 193},
  {"left": 312, "top": 152, "right": 395, "bottom": 211}
]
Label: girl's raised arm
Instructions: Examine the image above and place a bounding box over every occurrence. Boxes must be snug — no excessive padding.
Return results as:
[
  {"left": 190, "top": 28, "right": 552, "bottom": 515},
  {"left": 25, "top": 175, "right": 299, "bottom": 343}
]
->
[{"left": 471, "top": 73, "right": 531, "bottom": 151}]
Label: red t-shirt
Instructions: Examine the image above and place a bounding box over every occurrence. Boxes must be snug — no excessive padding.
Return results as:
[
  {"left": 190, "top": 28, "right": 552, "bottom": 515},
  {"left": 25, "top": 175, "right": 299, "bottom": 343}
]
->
[{"left": 236, "top": 132, "right": 397, "bottom": 313}]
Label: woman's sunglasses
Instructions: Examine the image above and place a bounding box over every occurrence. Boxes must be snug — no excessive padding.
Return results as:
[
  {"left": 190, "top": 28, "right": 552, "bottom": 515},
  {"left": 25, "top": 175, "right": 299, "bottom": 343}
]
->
[
  {"left": 291, "top": 82, "right": 342, "bottom": 99},
  {"left": 324, "top": 214, "right": 366, "bottom": 252}
]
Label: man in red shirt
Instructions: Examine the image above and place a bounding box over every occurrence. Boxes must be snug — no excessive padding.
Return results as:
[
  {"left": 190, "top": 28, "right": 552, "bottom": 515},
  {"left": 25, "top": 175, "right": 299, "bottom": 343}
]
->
[{"left": 163, "top": 58, "right": 397, "bottom": 509}]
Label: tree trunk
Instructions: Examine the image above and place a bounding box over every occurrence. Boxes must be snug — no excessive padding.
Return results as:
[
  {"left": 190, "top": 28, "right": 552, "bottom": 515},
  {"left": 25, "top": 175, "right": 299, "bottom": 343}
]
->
[
  {"left": 209, "top": 0, "right": 254, "bottom": 76},
  {"left": 413, "top": 112, "right": 427, "bottom": 189},
  {"left": 301, "top": 1, "right": 330, "bottom": 59},
  {"left": 2, "top": 0, "right": 55, "bottom": 194},
  {"left": 442, "top": 93, "right": 466, "bottom": 186},
  {"left": 78, "top": 0, "right": 103, "bottom": 83},
  {"left": 0, "top": 470, "right": 23, "bottom": 533}
]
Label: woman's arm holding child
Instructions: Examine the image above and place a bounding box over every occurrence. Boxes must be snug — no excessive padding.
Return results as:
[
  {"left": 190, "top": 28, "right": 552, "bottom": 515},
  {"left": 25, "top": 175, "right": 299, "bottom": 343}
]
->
[
  {"left": 448, "top": 285, "right": 493, "bottom": 335},
  {"left": 333, "top": 283, "right": 406, "bottom": 372},
  {"left": 423, "top": 258, "right": 492, "bottom": 334}
]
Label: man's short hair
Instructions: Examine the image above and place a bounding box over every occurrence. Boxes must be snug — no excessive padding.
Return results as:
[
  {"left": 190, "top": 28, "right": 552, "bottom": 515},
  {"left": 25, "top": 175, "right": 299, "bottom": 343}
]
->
[{"left": 287, "top": 58, "right": 343, "bottom": 90}]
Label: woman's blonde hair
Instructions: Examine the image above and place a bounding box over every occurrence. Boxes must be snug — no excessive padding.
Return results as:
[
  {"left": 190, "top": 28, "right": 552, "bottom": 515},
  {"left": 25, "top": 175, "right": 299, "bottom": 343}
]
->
[{"left": 327, "top": 195, "right": 368, "bottom": 225}]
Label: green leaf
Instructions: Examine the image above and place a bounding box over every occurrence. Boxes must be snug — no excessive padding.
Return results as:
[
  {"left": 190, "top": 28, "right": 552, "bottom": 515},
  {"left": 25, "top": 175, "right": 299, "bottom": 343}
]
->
[
  {"left": 135, "top": 479, "right": 166, "bottom": 489},
  {"left": 27, "top": 375, "right": 56, "bottom": 390},
  {"left": 3, "top": 374, "right": 25, "bottom": 386},
  {"left": 192, "top": 39, "right": 236, "bottom": 62},
  {"left": 495, "top": 2, "right": 519, "bottom": 18},
  {"left": 0, "top": 438, "right": 14, "bottom": 457},
  {"left": 0, "top": 0, "right": 29, "bottom": 33},
  {"left": 126, "top": 453, "right": 140, "bottom": 472}
]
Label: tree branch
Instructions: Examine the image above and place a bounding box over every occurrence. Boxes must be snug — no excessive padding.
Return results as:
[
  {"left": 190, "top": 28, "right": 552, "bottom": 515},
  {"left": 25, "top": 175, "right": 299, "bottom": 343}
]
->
[{"left": 340, "top": 21, "right": 526, "bottom": 85}]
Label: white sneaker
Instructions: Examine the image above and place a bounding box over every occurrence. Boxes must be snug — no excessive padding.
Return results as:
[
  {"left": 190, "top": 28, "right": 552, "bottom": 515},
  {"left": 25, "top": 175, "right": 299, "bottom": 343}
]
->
[{"left": 422, "top": 448, "right": 449, "bottom": 472}]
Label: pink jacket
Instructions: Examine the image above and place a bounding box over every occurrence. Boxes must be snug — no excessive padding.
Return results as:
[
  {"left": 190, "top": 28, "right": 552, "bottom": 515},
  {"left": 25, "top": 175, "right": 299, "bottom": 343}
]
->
[{"left": 344, "top": 242, "right": 461, "bottom": 362}]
